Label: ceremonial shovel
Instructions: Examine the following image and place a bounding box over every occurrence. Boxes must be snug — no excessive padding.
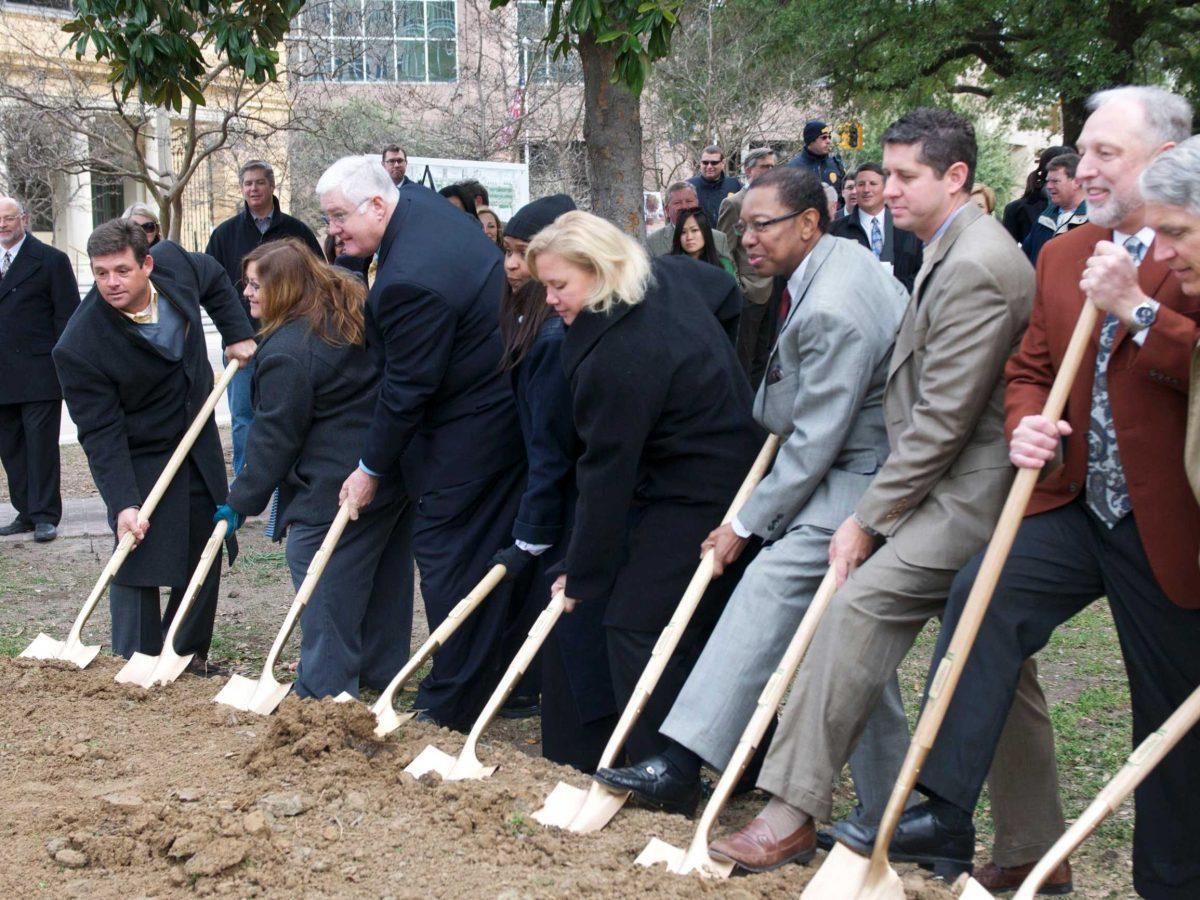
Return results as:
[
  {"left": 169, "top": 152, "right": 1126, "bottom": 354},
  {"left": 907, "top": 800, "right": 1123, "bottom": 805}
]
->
[
  {"left": 637, "top": 565, "right": 839, "bottom": 877},
  {"left": 212, "top": 502, "right": 353, "bottom": 715},
  {"left": 370, "top": 563, "right": 508, "bottom": 738},
  {"left": 533, "top": 434, "right": 781, "bottom": 833},
  {"left": 405, "top": 589, "right": 567, "bottom": 780},
  {"left": 20, "top": 359, "right": 242, "bottom": 669},
  {"left": 802, "top": 301, "right": 1100, "bottom": 900},
  {"left": 114, "top": 520, "right": 228, "bottom": 687},
  {"left": 958, "top": 683, "right": 1200, "bottom": 900}
]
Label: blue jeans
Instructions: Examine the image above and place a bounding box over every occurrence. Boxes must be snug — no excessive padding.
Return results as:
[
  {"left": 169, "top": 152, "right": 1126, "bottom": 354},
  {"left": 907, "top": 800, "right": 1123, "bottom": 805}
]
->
[{"left": 226, "top": 357, "right": 255, "bottom": 476}]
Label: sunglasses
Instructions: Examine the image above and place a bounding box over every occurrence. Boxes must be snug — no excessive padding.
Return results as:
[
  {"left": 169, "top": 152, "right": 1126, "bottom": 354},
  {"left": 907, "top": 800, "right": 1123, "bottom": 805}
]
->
[{"left": 138, "top": 221, "right": 158, "bottom": 233}]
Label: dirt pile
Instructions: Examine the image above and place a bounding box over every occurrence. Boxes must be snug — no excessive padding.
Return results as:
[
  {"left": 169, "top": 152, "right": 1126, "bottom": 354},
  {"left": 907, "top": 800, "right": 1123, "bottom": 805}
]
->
[{"left": 0, "top": 656, "right": 953, "bottom": 898}]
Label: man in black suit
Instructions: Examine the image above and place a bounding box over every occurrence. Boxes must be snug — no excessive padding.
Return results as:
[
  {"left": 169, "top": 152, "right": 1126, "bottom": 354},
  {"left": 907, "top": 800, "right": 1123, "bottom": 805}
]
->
[
  {"left": 53, "top": 219, "right": 255, "bottom": 669},
  {"left": 830, "top": 162, "right": 923, "bottom": 293},
  {"left": 0, "top": 196, "right": 79, "bottom": 542},
  {"left": 318, "top": 155, "right": 528, "bottom": 730}
]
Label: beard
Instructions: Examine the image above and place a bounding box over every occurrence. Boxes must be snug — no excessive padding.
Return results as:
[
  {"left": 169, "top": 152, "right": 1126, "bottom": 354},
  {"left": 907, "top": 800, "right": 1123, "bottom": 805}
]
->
[{"left": 1087, "top": 185, "right": 1140, "bottom": 229}]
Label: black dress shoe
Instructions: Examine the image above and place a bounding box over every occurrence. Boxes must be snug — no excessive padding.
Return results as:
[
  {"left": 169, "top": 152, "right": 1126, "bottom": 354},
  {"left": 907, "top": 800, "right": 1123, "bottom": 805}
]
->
[
  {"left": 34, "top": 523, "right": 57, "bottom": 543},
  {"left": 498, "top": 693, "right": 540, "bottom": 719},
  {"left": 834, "top": 800, "right": 975, "bottom": 881},
  {"left": 593, "top": 754, "right": 702, "bottom": 817},
  {"left": 0, "top": 517, "right": 34, "bottom": 536}
]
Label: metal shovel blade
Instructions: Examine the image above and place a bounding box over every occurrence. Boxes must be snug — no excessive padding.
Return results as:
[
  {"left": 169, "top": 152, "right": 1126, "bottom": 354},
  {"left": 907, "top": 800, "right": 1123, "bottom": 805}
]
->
[
  {"left": 801, "top": 843, "right": 904, "bottom": 900},
  {"left": 212, "top": 673, "right": 261, "bottom": 711},
  {"left": 212, "top": 672, "right": 290, "bottom": 716},
  {"left": 332, "top": 692, "right": 356, "bottom": 703},
  {"left": 636, "top": 837, "right": 735, "bottom": 878},
  {"left": 956, "top": 876, "right": 995, "bottom": 899},
  {"left": 404, "top": 744, "right": 458, "bottom": 779},
  {"left": 565, "top": 782, "right": 630, "bottom": 834},
  {"left": 20, "top": 633, "right": 101, "bottom": 669},
  {"left": 246, "top": 675, "right": 291, "bottom": 716},
  {"left": 532, "top": 781, "right": 588, "bottom": 827},
  {"left": 372, "top": 701, "right": 415, "bottom": 738},
  {"left": 115, "top": 647, "right": 194, "bottom": 688}
]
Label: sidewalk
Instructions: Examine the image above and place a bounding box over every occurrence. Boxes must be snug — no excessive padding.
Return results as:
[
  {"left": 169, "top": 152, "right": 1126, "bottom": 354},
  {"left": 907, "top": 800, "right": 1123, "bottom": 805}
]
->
[{"left": 0, "top": 497, "right": 113, "bottom": 541}]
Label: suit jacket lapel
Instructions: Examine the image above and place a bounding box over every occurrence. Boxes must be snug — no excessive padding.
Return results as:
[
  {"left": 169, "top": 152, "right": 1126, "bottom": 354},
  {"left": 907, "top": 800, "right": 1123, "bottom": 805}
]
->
[
  {"left": 760, "top": 236, "right": 838, "bottom": 377},
  {"left": 0, "top": 238, "right": 42, "bottom": 295}
]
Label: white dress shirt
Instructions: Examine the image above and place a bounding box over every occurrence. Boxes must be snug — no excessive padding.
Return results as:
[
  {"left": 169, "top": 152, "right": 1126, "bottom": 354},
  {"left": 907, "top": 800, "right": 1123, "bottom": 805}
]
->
[{"left": 1113, "top": 226, "right": 1157, "bottom": 348}]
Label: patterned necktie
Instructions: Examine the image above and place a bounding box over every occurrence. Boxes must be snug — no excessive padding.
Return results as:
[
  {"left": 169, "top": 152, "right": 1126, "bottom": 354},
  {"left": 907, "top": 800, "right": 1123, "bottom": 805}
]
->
[
  {"left": 0, "top": 251, "right": 10, "bottom": 279},
  {"left": 1086, "top": 235, "right": 1145, "bottom": 527},
  {"left": 777, "top": 286, "right": 792, "bottom": 331},
  {"left": 870, "top": 217, "right": 883, "bottom": 259}
]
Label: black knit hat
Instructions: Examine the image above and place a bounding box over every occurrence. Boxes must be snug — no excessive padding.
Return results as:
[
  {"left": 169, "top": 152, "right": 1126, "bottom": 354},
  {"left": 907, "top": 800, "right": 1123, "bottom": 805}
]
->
[
  {"left": 505, "top": 194, "right": 576, "bottom": 241},
  {"left": 803, "top": 120, "right": 831, "bottom": 144}
]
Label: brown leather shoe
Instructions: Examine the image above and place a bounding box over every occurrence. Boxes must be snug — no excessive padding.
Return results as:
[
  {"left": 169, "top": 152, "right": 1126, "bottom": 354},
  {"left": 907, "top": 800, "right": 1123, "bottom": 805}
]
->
[
  {"left": 708, "top": 818, "right": 816, "bottom": 873},
  {"left": 974, "top": 859, "right": 1073, "bottom": 895}
]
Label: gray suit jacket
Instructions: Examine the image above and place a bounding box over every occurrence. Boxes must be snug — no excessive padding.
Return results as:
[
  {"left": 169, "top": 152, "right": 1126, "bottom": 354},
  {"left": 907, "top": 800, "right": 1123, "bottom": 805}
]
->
[
  {"left": 717, "top": 187, "right": 774, "bottom": 306},
  {"left": 738, "top": 235, "right": 908, "bottom": 540},
  {"left": 854, "top": 202, "right": 1035, "bottom": 569}
]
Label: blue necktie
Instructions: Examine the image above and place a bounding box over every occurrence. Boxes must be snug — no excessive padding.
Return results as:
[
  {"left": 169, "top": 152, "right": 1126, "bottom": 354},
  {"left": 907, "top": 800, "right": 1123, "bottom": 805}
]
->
[
  {"left": 1086, "top": 235, "right": 1145, "bottom": 527},
  {"left": 870, "top": 218, "right": 883, "bottom": 259}
]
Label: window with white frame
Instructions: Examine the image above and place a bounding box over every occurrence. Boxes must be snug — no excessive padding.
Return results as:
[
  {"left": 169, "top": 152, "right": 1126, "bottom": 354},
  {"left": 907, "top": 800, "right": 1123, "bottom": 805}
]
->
[
  {"left": 516, "top": 0, "right": 580, "bottom": 84},
  {"left": 293, "top": 0, "right": 457, "bottom": 83}
]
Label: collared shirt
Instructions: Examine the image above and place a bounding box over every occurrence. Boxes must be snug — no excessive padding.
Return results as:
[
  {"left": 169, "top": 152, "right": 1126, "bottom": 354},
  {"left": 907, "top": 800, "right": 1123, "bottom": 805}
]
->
[
  {"left": 925, "top": 201, "right": 968, "bottom": 248},
  {"left": 253, "top": 214, "right": 273, "bottom": 235},
  {"left": 1, "top": 232, "right": 27, "bottom": 272},
  {"left": 730, "top": 253, "right": 812, "bottom": 540},
  {"left": 1112, "top": 226, "right": 1157, "bottom": 349},
  {"left": 857, "top": 208, "right": 886, "bottom": 240},
  {"left": 121, "top": 290, "right": 159, "bottom": 325}
]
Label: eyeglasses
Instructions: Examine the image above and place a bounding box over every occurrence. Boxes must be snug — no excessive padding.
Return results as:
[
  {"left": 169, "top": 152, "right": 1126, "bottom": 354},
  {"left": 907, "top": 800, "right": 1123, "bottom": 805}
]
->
[
  {"left": 700, "top": 160, "right": 723, "bottom": 167},
  {"left": 137, "top": 221, "right": 158, "bottom": 233},
  {"left": 734, "top": 209, "right": 804, "bottom": 236},
  {"left": 321, "top": 199, "right": 370, "bottom": 227},
  {"left": 0, "top": 214, "right": 23, "bottom": 224}
]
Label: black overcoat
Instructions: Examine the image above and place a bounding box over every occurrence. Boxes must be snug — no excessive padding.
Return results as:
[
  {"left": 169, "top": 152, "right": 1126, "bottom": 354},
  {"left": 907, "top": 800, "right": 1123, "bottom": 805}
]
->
[
  {"left": 562, "top": 257, "right": 761, "bottom": 633},
  {"left": 829, "top": 209, "right": 924, "bottom": 293},
  {"left": 226, "top": 317, "right": 403, "bottom": 531},
  {"left": 52, "top": 255, "right": 254, "bottom": 586},
  {"left": 361, "top": 183, "right": 523, "bottom": 496},
  {"left": 0, "top": 234, "right": 79, "bottom": 404}
]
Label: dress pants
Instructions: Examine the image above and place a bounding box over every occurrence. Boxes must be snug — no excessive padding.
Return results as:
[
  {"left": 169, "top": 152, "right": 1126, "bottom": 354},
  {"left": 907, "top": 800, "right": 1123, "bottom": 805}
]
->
[
  {"left": 0, "top": 399, "right": 63, "bottom": 525},
  {"left": 287, "top": 497, "right": 415, "bottom": 700},
  {"left": 662, "top": 524, "right": 912, "bottom": 824},
  {"left": 919, "top": 501, "right": 1200, "bottom": 899},
  {"left": 735, "top": 298, "right": 773, "bottom": 390},
  {"left": 412, "top": 463, "right": 525, "bottom": 730},
  {"left": 226, "top": 357, "right": 255, "bottom": 476},
  {"left": 758, "top": 539, "right": 1065, "bottom": 866},
  {"left": 108, "top": 461, "right": 221, "bottom": 659}
]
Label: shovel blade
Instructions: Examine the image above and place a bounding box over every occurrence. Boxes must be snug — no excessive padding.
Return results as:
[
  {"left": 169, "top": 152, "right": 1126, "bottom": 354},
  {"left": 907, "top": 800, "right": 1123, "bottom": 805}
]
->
[
  {"left": 636, "top": 837, "right": 736, "bottom": 878},
  {"left": 532, "top": 781, "right": 588, "bottom": 828},
  {"left": 956, "top": 876, "right": 995, "bottom": 900},
  {"left": 212, "top": 673, "right": 261, "bottom": 711},
  {"left": 404, "top": 744, "right": 457, "bottom": 779},
  {"left": 246, "top": 677, "right": 291, "bottom": 716},
  {"left": 567, "top": 782, "right": 629, "bottom": 834},
  {"left": 115, "top": 651, "right": 159, "bottom": 687},
  {"left": 147, "top": 650, "right": 194, "bottom": 687},
  {"left": 446, "top": 756, "right": 498, "bottom": 781},
  {"left": 19, "top": 633, "right": 66, "bottom": 660},
  {"left": 802, "top": 842, "right": 904, "bottom": 900},
  {"left": 332, "top": 692, "right": 356, "bottom": 703},
  {"left": 373, "top": 704, "right": 415, "bottom": 738},
  {"left": 56, "top": 637, "right": 102, "bottom": 670}
]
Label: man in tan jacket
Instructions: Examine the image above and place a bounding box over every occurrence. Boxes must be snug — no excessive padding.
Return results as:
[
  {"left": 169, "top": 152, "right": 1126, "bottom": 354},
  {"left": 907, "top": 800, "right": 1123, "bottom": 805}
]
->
[
  {"left": 718, "top": 148, "right": 778, "bottom": 386},
  {"left": 709, "top": 108, "right": 1068, "bottom": 891}
]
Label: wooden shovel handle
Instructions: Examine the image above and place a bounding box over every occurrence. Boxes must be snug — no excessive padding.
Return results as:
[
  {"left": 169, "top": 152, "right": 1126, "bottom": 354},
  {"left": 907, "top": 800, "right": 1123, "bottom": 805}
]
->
[
  {"left": 160, "top": 520, "right": 228, "bottom": 652},
  {"left": 594, "top": 433, "right": 782, "bottom": 770},
  {"left": 870, "top": 301, "right": 1100, "bottom": 867},
  {"left": 1014, "top": 684, "right": 1200, "bottom": 900},
  {"left": 260, "top": 502, "right": 354, "bottom": 676}
]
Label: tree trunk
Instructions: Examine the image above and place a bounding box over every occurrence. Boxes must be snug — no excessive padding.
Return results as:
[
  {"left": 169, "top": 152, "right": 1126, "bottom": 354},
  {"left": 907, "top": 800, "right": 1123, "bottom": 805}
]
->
[
  {"left": 1061, "top": 94, "right": 1088, "bottom": 146},
  {"left": 578, "top": 32, "right": 645, "bottom": 235}
]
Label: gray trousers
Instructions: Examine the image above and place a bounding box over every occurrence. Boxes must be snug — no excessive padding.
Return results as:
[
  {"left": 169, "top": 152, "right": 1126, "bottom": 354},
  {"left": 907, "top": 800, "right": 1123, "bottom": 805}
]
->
[
  {"left": 287, "top": 497, "right": 415, "bottom": 700},
  {"left": 661, "top": 524, "right": 911, "bottom": 824},
  {"left": 758, "top": 540, "right": 1065, "bottom": 867}
]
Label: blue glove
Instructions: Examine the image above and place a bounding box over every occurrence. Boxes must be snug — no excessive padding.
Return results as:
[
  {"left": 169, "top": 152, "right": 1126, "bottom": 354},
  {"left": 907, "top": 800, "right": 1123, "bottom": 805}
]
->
[{"left": 213, "top": 504, "right": 244, "bottom": 532}]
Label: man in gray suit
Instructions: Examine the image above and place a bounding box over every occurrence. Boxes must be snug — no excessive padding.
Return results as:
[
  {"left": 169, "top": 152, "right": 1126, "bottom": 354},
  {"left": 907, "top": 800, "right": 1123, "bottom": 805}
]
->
[
  {"left": 595, "top": 166, "right": 911, "bottom": 838},
  {"left": 647, "top": 182, "right": 733, "bottom": 266},
  {"left": 709, "top": 108, "right": 1066, "bottom": 883}
]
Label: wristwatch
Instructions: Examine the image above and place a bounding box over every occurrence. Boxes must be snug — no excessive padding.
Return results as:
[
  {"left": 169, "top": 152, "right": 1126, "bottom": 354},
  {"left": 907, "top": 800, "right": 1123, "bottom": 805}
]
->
[{"left": 1129, "top": 299, "right": 1159, "bottom": 333}]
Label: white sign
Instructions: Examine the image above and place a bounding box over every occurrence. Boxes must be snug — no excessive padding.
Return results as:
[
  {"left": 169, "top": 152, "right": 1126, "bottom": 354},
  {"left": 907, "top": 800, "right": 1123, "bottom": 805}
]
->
[{"left": 407, "top": 156, "right": 530, "bottom": 221}]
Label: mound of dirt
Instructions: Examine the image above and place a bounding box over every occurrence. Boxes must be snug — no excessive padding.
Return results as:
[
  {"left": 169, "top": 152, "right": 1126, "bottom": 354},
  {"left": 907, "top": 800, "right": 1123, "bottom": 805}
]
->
[{"left": 0, "top": 656, "right": 954, "bottom": 898}]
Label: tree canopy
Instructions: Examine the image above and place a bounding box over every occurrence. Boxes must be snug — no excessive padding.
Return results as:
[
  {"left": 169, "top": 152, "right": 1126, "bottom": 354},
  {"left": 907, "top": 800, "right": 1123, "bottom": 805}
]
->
[{"left": 753, "top": 0, "right": 1200, "bottom": 143}]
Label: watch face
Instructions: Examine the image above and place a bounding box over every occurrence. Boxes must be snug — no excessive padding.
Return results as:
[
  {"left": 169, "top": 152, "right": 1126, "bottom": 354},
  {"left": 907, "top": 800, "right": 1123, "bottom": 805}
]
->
[{"left": 1134, "top": 304, "right": 1156, "bottom": 327}]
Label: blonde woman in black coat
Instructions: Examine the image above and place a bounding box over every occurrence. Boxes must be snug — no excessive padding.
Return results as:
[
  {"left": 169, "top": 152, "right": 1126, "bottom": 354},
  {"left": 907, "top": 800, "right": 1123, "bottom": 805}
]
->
[{"left": 526, "top": 211, "right": 761, "bottom": 811}]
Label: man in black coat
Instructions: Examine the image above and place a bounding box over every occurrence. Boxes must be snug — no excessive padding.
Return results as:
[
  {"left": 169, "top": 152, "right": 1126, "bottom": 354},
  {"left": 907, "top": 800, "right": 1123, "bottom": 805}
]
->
[
  {"left": 829, "top": 162, "right": 923, "bottom": 293},
  {"left": 318, "top": 154, "right": 527, "bottom": 730},
  {"left": 204, "top": 160, "right": 322, "bottom": 477},
  {"left": 54, "top": 219, "right": 255, "bottom": 667},
  {"left": 0, "top": 196, "right": 79, "bottom": 542}
]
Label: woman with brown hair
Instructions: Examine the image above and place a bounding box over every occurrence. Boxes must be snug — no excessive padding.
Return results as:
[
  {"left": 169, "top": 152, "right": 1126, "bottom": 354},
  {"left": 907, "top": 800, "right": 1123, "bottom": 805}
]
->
[{"left": 214, "top": 238, "right": 414, "bottom": 700}]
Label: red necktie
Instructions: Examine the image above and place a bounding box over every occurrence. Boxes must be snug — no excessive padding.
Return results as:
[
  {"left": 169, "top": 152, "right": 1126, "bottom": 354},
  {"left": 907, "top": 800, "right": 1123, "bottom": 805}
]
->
[{"left": 777, "top": 286, "right": 792, "bottom": 329}]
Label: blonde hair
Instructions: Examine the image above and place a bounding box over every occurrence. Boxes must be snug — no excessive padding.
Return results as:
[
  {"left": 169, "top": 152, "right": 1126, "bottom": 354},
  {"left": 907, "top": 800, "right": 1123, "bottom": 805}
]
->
[
  {"left": 971, "top": 183, "right": 996, "bottom": 214},
  {"left": 526, "top": 210, "right": 653, "bottom": 314}
]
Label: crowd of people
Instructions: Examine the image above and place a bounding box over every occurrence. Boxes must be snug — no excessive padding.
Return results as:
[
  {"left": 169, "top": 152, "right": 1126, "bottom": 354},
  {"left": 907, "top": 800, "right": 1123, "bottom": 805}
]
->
[{"left": 1, "top": 83, "right": 1198, "bottom": 899}]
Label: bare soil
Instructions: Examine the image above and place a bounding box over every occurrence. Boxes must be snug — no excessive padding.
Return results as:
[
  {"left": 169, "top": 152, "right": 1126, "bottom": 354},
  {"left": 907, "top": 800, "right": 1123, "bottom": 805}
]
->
[{"left": 0, "top": 656, "right": 955, "bottom": 898}]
